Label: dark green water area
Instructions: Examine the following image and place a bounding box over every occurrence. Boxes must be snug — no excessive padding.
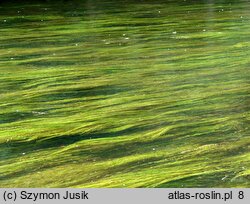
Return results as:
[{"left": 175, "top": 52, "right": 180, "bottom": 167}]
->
[{"left": 0, "top": 0, "right": 249, "bottom": 187}]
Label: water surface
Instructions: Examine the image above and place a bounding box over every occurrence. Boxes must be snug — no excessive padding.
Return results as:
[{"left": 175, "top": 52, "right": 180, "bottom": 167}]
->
[{"left": 0, "top": 0, "right": 249, "bottom": 187}]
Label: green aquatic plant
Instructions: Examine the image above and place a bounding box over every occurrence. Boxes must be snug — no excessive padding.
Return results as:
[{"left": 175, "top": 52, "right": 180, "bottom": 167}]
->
[{"left": 0, "top": 0, "right": 249, "bottom": 187}]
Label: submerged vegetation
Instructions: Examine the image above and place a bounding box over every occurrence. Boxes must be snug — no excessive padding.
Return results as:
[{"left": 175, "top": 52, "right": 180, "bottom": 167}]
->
[{"left": 0, "top": 0, "right": 249, "bottom": 187}]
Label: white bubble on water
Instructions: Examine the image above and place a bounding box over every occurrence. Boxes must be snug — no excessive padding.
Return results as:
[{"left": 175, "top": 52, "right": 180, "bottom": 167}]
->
[
  {"left": 221, "top": 175, "right": 228, "bottom": 181},
  {"left": 32, "top": 111, "right": 46, "bottom": 115}
]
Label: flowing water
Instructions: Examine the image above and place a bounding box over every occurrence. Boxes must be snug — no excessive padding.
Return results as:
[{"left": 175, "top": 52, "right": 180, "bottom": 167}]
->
[{"left": 0, "top": 0, "right": 249, "bottom": 187}]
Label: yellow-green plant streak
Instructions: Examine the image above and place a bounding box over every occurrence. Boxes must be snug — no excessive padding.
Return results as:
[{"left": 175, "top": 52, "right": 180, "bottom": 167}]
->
[{"left": 0, "top": 0, "right": 249, "bottom": 187}]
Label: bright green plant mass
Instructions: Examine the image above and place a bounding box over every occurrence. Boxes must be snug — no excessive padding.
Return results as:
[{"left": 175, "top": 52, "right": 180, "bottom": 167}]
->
[{"left": 0, "top": 0, "right": 249, "bottom": 187}]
